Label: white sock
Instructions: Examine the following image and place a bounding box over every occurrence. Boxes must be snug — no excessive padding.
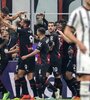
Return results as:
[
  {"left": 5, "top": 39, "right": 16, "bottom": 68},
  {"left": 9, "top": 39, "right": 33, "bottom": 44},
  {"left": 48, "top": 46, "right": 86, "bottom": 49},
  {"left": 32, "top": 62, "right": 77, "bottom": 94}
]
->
[{"left": 80, "top": 81, "right": 90, "bottom": 100}]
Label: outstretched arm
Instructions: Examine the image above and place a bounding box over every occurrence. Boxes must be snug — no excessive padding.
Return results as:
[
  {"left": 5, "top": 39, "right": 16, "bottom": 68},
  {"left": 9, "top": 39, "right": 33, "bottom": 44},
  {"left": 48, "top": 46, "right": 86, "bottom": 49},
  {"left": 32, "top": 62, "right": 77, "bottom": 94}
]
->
[
  {"left": 0, "top": 16, "right": 17, "bottom": 31},
  {"left": 6, "top": 11, "right": 26, "bottom": 21},
  {"left": 7, "top": 45, "right": 19, "bottom": 54},
  {"left": 21, "top": 49, "right": 40, "bottom": 60}
]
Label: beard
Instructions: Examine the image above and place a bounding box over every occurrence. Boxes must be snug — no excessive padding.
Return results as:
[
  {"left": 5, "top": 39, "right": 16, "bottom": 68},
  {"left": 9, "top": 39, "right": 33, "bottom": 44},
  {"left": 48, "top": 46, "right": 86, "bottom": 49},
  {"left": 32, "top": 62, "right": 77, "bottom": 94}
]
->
[{"left": 36, "top": 20, "right": 43, "bottom": 24}]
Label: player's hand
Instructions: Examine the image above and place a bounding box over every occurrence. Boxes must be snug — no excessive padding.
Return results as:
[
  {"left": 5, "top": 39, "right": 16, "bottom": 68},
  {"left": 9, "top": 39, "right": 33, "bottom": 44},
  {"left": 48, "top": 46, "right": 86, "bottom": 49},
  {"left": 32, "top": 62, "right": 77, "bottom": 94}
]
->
[
  {"left": 78, "top": 41, "right": 87, "bottom": 54},
  {"left": 57, "top": 29, "right": 62, "bottom": 33},
  {"left": 57, "top": 29, "right": 64, "bottom": 36},
  {"left": 19, "top": 11, "right": 26, "bottom": 15},
  {"left": 21, "top": 55, "right": 28, "bottom": 60},
  {"left": 18, "top": 11, "right": 26, "bottom": 17}
]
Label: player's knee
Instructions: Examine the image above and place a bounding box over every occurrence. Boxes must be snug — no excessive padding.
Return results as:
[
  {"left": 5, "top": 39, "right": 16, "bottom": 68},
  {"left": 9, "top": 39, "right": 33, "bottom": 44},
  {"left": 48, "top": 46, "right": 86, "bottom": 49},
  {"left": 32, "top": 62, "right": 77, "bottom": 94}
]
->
[
  {"left": 18, "top": 72, "right": 25, "bottom": 78},
  {"left": 17, "top": 70, "right": 25, "bottom": 78}
]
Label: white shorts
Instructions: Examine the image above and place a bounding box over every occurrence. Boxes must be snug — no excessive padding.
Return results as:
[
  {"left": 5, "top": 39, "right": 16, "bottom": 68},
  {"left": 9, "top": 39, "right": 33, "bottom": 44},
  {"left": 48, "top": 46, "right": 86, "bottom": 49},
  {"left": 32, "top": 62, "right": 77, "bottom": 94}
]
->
[{"left": 77, "top": 50, "right": 90, "bottom": 74}]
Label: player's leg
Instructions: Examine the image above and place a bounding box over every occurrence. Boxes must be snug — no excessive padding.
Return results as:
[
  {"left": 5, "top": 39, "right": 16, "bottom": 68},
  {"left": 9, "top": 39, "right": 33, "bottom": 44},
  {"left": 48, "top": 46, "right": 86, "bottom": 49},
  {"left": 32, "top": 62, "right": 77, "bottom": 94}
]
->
[
  {"left": 27, "top": 56, "right": 37, "bottom": 97},
  {"left": 35, "top": 64, "right": 45, "bottom": 98},
  {"left": 53, "top": 58, "right": 63, "bottom": 98},
  {"left": 77, "top": 52, "right": 90, "bottom": 99},
  {"left": 27, "top": 72, "right": 37, "bottom": 97},
  {"left": 54, "top": 75, "right": 62, "bottom": 99},
  {"left": 14, "top": 64, "right": 21, "bottom": 99},
  {"left": 17, "top": 58, "right": 29, "bottom": 96},
  {"left": 65, "top": 66, "right": 80, "bottom": 97},
  {"left": 35, "top": 63, "right": 49, "bottom": 98},
  {"left": 79, "top": 75, "right": 90, "bottom": 100},
  {"left": 14, "top": 73, "right": 21, "bottom": 99}
]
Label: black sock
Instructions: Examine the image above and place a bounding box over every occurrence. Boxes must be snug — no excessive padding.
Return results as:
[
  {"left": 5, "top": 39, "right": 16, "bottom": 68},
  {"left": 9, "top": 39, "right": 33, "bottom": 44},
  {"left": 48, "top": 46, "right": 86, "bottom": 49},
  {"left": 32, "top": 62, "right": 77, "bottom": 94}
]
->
[
  {"left": 55, "top": 78, "right": 62, "bottom": 95},
  {"left": 65, "top": 77, "right": 80, "bottom": 96},
  {"left": 15, "top": 79, "right": 21, "bottom": 98},
  {"left": 19, "top": 77, "right": 29, "bottom": 95},
  {"left": 71, "top": 78, "right": 80, "bottom": 97},
  {"left": 36, "top": 77, "right": 44, "bottom": 98},
  {"left": 75, "top": 81, "right": 80, "bottom": 97},
  {"left": 29, "top": 79, "right": 37, "bottom": 97},
  {"left": 0, "top": 80, "right": 7, "bottom": 95}
]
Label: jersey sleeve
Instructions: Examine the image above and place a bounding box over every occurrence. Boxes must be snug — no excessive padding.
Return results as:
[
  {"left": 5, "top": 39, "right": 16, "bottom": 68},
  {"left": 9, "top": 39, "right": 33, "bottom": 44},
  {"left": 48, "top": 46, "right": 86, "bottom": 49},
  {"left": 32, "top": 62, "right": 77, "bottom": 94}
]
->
[
  {"left": 36, "top": 41, "right": 43, "bottom": 51},
  {"left": 67, "top": 9, "right": 79, "bottom": 29}
]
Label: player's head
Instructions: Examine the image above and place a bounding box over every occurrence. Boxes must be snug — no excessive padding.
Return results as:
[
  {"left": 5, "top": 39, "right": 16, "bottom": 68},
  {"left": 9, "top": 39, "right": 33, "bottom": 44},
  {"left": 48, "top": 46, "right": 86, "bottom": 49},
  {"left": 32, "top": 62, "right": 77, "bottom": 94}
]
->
[
  {"left": 37, "top": 27, "right": 46, "bottom": 38},
  {"left": 55, "top": 19, "right": 67, "bottom": 32},
  {"left": 20, "top": 19, "right": 30, "bottom": 28},
  {"left": 1, "top": 7, "right": 9, "bottom": 18},
  {"left": 1, "top": 30, "right": 9, "bottom": 40},
  {"left": 48, "top": 22, "right": 55, "bottom": 33},
  {"left": 36, "top": 14, "right": 43, "bottom": 24},
  {"left": 0, "top": 26, "right": 6, "bottom": 33},
  {"left": 23, "top": 19, "right": 30, "bottom": 27},
  {"left": 55, "top": 21, "right": 63, "bottom": 31}
]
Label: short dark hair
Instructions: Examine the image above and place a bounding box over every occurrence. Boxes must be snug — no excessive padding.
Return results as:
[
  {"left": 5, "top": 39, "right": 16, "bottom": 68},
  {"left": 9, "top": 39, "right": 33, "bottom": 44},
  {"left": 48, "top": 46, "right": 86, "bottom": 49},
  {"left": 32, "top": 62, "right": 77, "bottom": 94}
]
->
[
  {"left": 1, "top": 7, "right": 9, "bottom": 15},
  {"left": 24, "top": 19, "right": 31, "bottom": 27},
  {"left": 48, "top": 22, "right": 55, "bottom": 25},
  {"left": 37, "top": 27, "right": 46, "bottom": 35}
]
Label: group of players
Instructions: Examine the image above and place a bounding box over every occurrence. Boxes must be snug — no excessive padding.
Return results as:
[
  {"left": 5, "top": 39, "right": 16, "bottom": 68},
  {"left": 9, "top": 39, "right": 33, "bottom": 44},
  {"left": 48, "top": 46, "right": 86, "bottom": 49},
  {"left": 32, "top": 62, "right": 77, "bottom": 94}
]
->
[
  {"left": 0, "top": 0, "right": 90, "bottom": 100},
  {"left": 0, "top": 7, "right": 79, "bottom": 100}
]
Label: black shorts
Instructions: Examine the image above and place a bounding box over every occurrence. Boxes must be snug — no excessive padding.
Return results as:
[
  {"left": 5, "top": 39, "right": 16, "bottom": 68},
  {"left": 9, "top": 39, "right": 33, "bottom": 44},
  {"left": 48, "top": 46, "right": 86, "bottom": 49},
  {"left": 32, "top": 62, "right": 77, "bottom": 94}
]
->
[
  {"left": 62, "top": 56, "right": 76, "bottom": 74},
  {"left": 16, "top": 56, "right": 35, "bottom": 73},
  {"left": 48, "top": 57, "right": 62, "bottom": 76},
  {"left": 66, "top": 61, "right": 76, "bottom": 73},
  {"left": 35, "top": 63, "right": 49, "bottom": 77}
]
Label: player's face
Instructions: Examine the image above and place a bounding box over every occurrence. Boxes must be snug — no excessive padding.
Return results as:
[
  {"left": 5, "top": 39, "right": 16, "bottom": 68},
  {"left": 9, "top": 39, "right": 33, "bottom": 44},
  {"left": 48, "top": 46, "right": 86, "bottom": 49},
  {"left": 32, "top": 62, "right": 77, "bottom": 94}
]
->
[
  {"left": 0, "top": 26, "right": 6, "bottom": 33},
  {"left": 36, "top": 15, "right": 43, "bottom": 24},
  {"left": 2, "top": 31, "right": 9, "bottom": 40},
  {"left": 48, "top": 23, "right": 55, "bottom": 33},
  {"left": 55, "top": 23, "right": 63, "bottom": 31},
  {"left": 20, "top": 20, "right": 24, "bottom": 27},
  {"left": 37, "top": 31, "right": 40, "bottom": 39},
  {"left": 85, "top": 0, "right": 90, "bottom": 6}
]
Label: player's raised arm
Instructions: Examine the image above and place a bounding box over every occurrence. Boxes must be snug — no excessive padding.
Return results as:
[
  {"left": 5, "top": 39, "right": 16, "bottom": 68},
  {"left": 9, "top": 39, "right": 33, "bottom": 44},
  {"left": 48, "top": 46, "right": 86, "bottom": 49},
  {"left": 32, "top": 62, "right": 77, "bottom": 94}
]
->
[
  {"left": 6, "top": 11, "right": 26, "bottom": 21},
  {"left": 0, "top": 16, "right": 17, "bottom": 31}
]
